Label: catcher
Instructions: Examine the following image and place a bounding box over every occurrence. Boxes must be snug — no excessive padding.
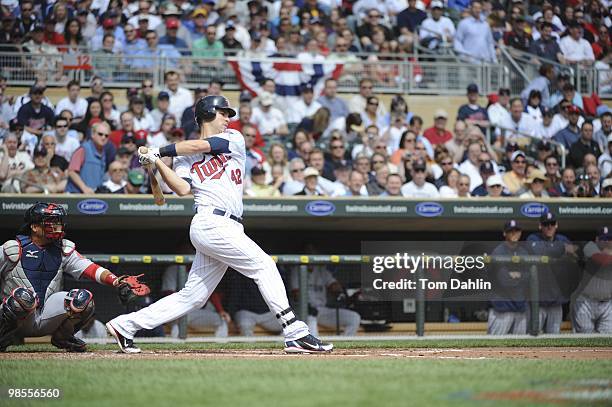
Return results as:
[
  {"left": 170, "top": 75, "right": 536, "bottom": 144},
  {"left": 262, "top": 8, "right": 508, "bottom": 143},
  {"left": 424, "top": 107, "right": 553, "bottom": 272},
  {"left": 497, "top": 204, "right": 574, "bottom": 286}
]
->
[{"left": 0, "top": 202, "right": 149, "bottom": 352}]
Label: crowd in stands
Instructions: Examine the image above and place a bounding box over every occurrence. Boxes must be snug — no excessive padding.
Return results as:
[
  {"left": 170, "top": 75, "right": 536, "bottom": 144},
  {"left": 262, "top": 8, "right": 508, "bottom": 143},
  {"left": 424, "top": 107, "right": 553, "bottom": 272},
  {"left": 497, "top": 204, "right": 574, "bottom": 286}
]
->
[{"left": 0, "top": 0, "right": 610, "bottom": 197}]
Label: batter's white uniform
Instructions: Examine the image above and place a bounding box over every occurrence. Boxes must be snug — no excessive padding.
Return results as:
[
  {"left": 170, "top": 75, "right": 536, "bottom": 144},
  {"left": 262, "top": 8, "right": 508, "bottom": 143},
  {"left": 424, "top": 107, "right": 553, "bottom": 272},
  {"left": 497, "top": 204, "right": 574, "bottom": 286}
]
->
[{"left": 109, "top": 129, "right": 309, "bottom": 340}]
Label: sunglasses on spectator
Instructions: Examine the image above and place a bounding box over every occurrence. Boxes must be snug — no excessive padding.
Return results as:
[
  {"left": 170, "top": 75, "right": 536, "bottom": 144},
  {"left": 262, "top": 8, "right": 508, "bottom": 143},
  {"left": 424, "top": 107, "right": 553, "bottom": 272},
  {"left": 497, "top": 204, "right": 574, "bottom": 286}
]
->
[
  {"left": 441, "top": 161, "right": 453, "bottom": 166},
  {"left": 96, "top": 131, "right": 109, "bottom": 138},
  {"left": 291, "top": 168, "right": 304, "bottom": 173},
  {"left": 331, "top": 145, "right": 344, "bottom": 149},
  {"left": 142, "top": 84, "right": 153, "bottom": 88},
  {"left": 55, "top": 124, "right": 68, "bottom": 128},
  {"left": 541, "top": 221, "right": 556, "bottom": 227},
  {"left": 414, "top": 168, "right": 426, "bottom": 173},
  {"left": 361, "top": 85, "right": 372, "bottom": 89},
  {"left": 368, "top": 101, "right": 379, "bottom": 106},
  {"left": 489, "top": 184, "right": 502, "bottom": 188}
]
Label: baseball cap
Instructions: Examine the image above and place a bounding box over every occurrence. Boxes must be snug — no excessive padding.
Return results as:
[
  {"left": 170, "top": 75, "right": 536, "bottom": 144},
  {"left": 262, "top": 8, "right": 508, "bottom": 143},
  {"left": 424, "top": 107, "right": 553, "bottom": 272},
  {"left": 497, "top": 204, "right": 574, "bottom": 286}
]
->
[
  {"left": 301, "top": 83, "right": 314, "bottom": 93},
  {"left": 479, "top": 161, "right": 494, "bottom": 174},
  {"left": 597, "top": 105, "right": 611, "bottom": 116},
  {"left": 434, "top": 109, "right": 448, "bottom": 119},
  {"left": 506, "top": 141, "right": 519, "bottom": 152},
  {"left": 203, "top": 0, "right": 216, "bottom": 4},
  {"left": 239, "top": 90, "right": 253, "bottom": 103},
  {"left": 597, "top": 226, "right": 611, "bottom": 241},
  {"left": 486, "top": 174, "right": 503, "bottom": 187},
  {"left": 134, "top": 130, "right": 148, "bottom": 146},
  {"left": 511, "top": 150, "right": 526, "bottom": 162},
  {"left": 251, "top": 166, "right": 265, "bottom": 176},
  {"left": 30, "top": 84, "right": 45, "bottom": 94},
  {"left": 192, "top": 8, "right": 208, "bottom": 17},
  {"left": 158, "top": 91, "right": 170, "bottom": 100},
  {"left": 539, "top": 211, "right": 557, "bottom": 224},
  {"left": 128, "top": 169, "right": 145, "bottom": 186},
  {"left": 431, "top": 0, "right": 444, "bottom": 8},
  {"left": 102, "top": 18, "right": 115, "bottom": 28},
  {"left": 116, "top": 147, "right": 131, "bottom": 156},
  {"left": 251, "top": 31, "right": 262, "bottom": 42},
  {"left": 121, "top": 134, "right": 136, "bottom": 144},
  {"left": 504, "top": 219, "right": 521, "bottom": 232},
  {"left": 525, "top": 169, "right": 547, "bottom": 184},
  {"left": 568, "top": 19, "right": 581, "bottom": 28},
  {"left": 165, "top": 18, "right": 179, "bottom": 29},
  {"left": 303, "top": 167, "right": 319, "bottom": 178},
  {"left": 31, "top": 24, "right": 44, "bottom": 32},
  {"left": 542, "top": 107, "right": 553, "bottom": 117},
  {"left": 537, "top": 140, "right": 552, "bottom": 151},
  {"left": 467, "top": 83, "right": 479, "bottom": 94},
  {"left": 567, "top": 105, "right": 580, "bottom": 114},
  {"left": 259, "top": 91, "right": 274, "bottom": 106},
  {"left": 487, "top": 93, "right": 499, "bottom": 104},
  {"left": 226, "top": 20, "right": 236, "bottom": 30},
  {"left": 412, "top": 158, "right": 427, "bottom": 171},
  {"left": 163, "top": 4, "right": 182, "bottom": 16},
  {"left": 498, "top": 88, "right": 511, "bottom": 96}
]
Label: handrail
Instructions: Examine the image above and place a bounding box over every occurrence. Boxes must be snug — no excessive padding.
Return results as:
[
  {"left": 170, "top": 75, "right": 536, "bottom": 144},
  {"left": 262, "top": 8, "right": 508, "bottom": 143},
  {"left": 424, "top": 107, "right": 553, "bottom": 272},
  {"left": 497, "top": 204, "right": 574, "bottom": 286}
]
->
[{"left": 499, "top": 46, "right": 531, "bottom": 86}]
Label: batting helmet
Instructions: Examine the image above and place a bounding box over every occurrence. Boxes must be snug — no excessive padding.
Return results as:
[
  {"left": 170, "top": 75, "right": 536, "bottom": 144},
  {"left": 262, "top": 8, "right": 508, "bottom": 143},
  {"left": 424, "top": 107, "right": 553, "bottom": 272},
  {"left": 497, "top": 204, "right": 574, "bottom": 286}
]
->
[
  {"left": 194, "top": 95, "right": 236, "bottom": 126},
  {"left": 22, "top": 202, "right": 67, "bottom": 240}
]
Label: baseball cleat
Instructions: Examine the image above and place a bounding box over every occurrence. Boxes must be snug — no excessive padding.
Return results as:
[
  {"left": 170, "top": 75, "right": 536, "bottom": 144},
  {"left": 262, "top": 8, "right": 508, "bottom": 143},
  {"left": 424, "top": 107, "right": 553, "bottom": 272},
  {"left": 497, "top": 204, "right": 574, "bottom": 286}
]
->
[
  {"left": 106, "top": 322, "right": 141, "bottom": 353},
  {"left": 284, "top": 334, "right": 334, "bottom": 354},
  {"left": 51, "top": 335, "right": 87, "bottom": 352}
]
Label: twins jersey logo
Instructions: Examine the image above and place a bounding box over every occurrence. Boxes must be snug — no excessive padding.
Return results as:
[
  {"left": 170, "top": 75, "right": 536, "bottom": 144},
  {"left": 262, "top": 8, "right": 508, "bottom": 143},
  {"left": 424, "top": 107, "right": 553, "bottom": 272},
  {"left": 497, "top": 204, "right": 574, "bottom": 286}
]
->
[{"left": 191, "top": 154, "right": 242, "bottom": 185}]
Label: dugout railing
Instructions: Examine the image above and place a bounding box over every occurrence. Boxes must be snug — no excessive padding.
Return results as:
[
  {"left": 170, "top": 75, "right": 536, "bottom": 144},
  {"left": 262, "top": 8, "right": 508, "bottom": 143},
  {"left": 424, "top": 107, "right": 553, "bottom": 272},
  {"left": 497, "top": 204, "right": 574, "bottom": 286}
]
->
[{"left": 79, "top": 253, "right": 587, "bottom": 339}]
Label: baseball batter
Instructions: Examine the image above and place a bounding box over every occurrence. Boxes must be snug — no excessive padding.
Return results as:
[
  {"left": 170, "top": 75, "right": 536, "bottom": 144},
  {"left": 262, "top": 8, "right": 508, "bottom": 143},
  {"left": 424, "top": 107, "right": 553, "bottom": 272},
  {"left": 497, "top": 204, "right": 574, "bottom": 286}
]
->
[{"left": 106, "top": 95, "right": 333, "bottom": 353}]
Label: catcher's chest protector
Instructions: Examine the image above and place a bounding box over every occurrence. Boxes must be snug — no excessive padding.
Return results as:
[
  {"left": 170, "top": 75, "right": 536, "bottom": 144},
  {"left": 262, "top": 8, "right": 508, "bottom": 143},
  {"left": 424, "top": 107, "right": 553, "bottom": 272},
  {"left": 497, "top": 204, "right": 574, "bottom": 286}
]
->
[{"left": 14, "top": 235, "right": 62, "bottom": 305}]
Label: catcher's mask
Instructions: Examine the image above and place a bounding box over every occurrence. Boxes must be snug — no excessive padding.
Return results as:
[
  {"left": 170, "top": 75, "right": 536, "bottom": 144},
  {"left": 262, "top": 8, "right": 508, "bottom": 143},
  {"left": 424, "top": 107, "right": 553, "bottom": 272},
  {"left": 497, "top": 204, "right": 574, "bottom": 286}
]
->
[{"left": 25, "top": 202, "right": 67, "bottom": 241}]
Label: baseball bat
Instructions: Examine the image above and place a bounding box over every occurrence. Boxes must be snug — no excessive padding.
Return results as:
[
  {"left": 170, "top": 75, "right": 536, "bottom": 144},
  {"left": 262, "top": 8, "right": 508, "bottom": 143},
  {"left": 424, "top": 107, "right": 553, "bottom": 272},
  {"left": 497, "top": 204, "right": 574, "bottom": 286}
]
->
[{"left": 138, "top": 146, "right": 166, "bottom": 206}]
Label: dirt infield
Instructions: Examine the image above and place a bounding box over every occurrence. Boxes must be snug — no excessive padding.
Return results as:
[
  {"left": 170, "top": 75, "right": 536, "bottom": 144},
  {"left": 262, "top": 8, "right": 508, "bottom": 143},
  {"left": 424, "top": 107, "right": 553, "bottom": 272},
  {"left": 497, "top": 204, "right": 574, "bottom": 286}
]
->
[{"left": 2, "top": 347, "right": 611, "bottom": 360}]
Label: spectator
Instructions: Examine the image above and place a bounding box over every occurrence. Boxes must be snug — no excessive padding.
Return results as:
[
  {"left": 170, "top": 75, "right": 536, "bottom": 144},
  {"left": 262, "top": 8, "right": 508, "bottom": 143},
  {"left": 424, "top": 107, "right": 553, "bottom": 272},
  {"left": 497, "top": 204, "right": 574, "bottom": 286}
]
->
[
  {"left": 560, "top": 20, "right": 595, "bottom": 65},
  {"left": 419, "top": 1, "right": 455, "bottom": 51},
  {"left": 504, "top": 17, "right": 530, "bottom": 52},
  {"left": 134, "top": 30, "right": 183, "bottom": 72},
  {"left": 125, "top": 169, "right": 145, "bottom": 194},
  {"left": 485, "top": 174, "right": 506, "bottom": 198},
  {"left": 438, "top": 168, "right": 460, "bottom": 197},
  {"left": 128, "top": 96, "right": 155, "bottom": 133},
  {"left": 366, "top": 164, "right": 388, "bottom": 196},
  {"left": 148, "top": 114, "right": 176, "bottom": 148},
  {"left": 40, "top": 134, "right": 68, "bottom": 173},
  {"left": 287, "top": 84, "right": 322, "bottom": 126},
  {"left": 243, "top": 124, "right": 265, "bottom": 176},
  {"left": 457, "top": 84, "right": 490, "bottom": 134},
  {"left": 54, "top": 80, "right": 87, "bottom": 119},
  {"left": 553, "top": 105, "right": 582, "bottom": 150},
  {"left": 50, "top": 116, "right": 79, "bottom": 162},
  {"left": 19, "top": 144, "right": 65, "bottom": 193},
  {"left": 251, "top": 92, "right": 289, "bottom": 139},
  {"left": 572, "top": 227, "right": 612, "bottom": 333},
  {"left": 42, "top": 16, "right": 64, "bottom": 46},
  {"left": 528, "top": 22, "right": 565, "bottom": 64},
  {"left": 147, "top": 92, "right": 169, "bottom": 131},
  {"left": 599, "top": 135, "right": 612, "bottom": 178},
  {"left": 228, "top": 104, "right": 264, "bottom": 148},
  {"left": 127, "top": 0, "right": 162, "bottom": 30},
  {"left": 550, "top": 167, "right": 577, "bottom": 197},
  {"left": 560, "top": 83, "right": 583, "bottom": 110},
  {"left": 348, "top": 78, "right": 386, "bottom": 118},
  {"left": 360, "top": 96, "right": 386, "bottom": 130},
  {"left": 454, "top": 0, "right": 497, "bottom": 63},
  {"left": 488, "top": 88, "right": 511, "bottom": 129},
  {"left": 180, "top": 87, "right": 207, "bottom": 138},
  {"left": 99, "top": 91, "right": 120, "bottom": 129},
  {"left": 159, "top": 18, "right": 190, "bottom": 56},
  {"left": 502, "top": 149, "right": 528, "bottom": 193},
  {"left": 520, "top": 64, "right": 555, "bottom": 109},
  {"left": 500, "top": 98, "right": 540, "bottom": 146},
  {"left": 163, "top": 71, "right": 193, "bottom": 126},
  {"left": 245, "top": 166, "right": 280, "bottom": 197},
  {"left": 73, "top": 99, "right": 106, "bottom": 139},
  {"left": 282, "top": 157, "right": 306, "bottom": 195},
  {"left": 401, "top": 158, "right": 439, "bottom": 198},
  {"left": 17, "top": 85, "right": 55, "bottom": 140},
  {"left": 344, "top": 170, "right": 368, "bottom": 197},
  {"left": 65, "top": 122, "right": 110, "bottom": 194},
  {"left": 381, "top": 173, "right": 403, "bottom": 196},
  {"left": 192, "top": 23, "right": 223, "bottom": 58},
  {"left": 424, "top": 109, "right": 452, "bottom": 146},
  {"left": 86, "top": 76, "right": 106, "bottom": 104},
  {"left": 294, "top": 167, "right": 323, "bottom": 196},
  {"left": 595, "top": 112, "right": 612, "bottom": 154},
  {"left": 527, "top": 212, "right": 578, "bottom": 334},
  {"left": 316, "top": 79, "right": 349, "bottom": 121},
  {"left": 22, "top": 25, "right": 62, "bottom": 76},
  {"left": 323, "top": 137, "right": 351, "bottom": 180},
  {"left": 488, "top": 220, "right": 529, "bottom": 335},
  {"left": 262, "top": 143, "right": 289, "bottom": 183},
  {"left": 542, "top": 155, "right": 561, "bottom": 185},
  {"left": 397, "top": 0, "right": 426, "bottom": 38},
  {"left": 458, "top": 142, "right": 486, "bottom": 192},
  {"left": 91, "top": 17, "right": 124, "bottom": 54},
  {"left": 122, "top": 24, "right": 146, "bottom": 69},
  {"left": 601, "top": 178, "right": 612, "bottom": 198},
  {"left": 568, "top": 121, "right": 601, "bottom": 169},
  {"left": 0, "top": 133, "right": 34, "bottom": 192},
  {"left": 96, "top": 160, "right": 127, "bottom": 193},
  {"left": 220, "top": 20, "right": 243, "bottom": 51},
  {"left": 519, "top": 169, "right": 550, "bottom": 198}
]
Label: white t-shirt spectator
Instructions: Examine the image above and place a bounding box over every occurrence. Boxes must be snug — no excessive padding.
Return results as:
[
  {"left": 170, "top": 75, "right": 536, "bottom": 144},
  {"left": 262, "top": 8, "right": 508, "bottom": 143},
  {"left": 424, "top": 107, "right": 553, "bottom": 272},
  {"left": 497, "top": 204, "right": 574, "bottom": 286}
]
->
[
  {"left": 55, "top": 97, "right": 88, "bottom": 118},
  {"left": 499, "top": 113, "right": 542, "bottom": 140},
  {"left": 251, "top": 106, "right": 287, "bottom": 136},
  {"left": 400, "top": 181, "right": 440, "bottom": 198},
  {"left": 559, "top": 36, "right": 595, "bottom": 63},
  {"left": 148, "top": 132, "right": 170, "bottom": 148},
  {"left": 133, "top": 113, "right": 156, "bottom": 133},
  {"left": 288, "top": 99, "right": 322, "bottom": 125},
  {"left": 419, "top": 16, "right": 456, "bottom": 44},
  {"left": 165, "top": 87, "right": 194, "bottom": 126},
  {"left": 54, "top": 136, "right": 81, "bottom": 161}
]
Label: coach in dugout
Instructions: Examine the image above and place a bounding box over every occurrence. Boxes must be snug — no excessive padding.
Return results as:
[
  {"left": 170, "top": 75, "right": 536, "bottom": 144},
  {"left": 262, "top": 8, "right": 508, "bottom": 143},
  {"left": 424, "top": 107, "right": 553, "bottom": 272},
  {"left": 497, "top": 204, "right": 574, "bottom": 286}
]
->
[
  {"left": 527, "top": 212, "right": 579, "bottom": 334},
  {"left": 488, "top": 220, "right": 529, "bottom": 335}
]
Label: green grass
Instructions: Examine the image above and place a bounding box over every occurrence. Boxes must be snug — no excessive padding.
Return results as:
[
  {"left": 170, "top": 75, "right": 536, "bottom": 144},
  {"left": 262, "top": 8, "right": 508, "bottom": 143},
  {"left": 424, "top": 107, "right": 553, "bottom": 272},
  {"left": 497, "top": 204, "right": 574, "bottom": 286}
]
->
[{"left": 1, "top": 339, "right": 611, "bottom": 407}]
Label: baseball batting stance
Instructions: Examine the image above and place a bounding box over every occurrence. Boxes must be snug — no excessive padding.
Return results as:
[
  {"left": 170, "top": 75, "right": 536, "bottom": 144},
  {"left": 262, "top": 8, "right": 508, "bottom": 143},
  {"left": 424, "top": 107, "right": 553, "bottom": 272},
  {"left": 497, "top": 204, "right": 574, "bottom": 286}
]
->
[
  {"left": 106, "top": 95, "right": 333, "bottom": 354},
  {"left": 0, "top": 203, "right": 148, "bottom": 352}
]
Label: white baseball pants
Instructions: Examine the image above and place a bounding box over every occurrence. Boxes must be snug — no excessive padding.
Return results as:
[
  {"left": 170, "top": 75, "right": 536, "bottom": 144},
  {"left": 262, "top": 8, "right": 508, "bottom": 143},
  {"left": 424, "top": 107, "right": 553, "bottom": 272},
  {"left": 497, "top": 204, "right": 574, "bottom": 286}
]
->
[{"left": 110, "top": 211, "right": 309, "bottom": 341}]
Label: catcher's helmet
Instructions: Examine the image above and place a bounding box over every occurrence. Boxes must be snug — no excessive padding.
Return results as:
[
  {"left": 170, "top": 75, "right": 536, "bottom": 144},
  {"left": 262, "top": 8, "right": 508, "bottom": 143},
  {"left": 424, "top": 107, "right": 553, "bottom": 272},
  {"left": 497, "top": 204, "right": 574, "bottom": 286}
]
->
[
  {"left": 23, "top": 202, "right": 67, "bottom": 240},
  {"left": 194, "top": 95, "right": 236, "bottom": 126}
]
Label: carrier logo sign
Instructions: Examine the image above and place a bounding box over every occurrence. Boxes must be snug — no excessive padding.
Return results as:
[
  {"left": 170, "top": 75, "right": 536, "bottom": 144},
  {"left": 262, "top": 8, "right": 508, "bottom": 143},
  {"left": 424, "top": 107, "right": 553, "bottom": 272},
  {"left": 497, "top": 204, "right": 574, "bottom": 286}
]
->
[
  {"left": 305, "top": 200, "right": 336, "bottom": 216},
  {"left": 77, "top": 199, "right": 108, "bottom": 215},
  {"left": 415, "top": 202, "right": 444, "bottom": 217},
  {"left": 520, "top": 202, "right": 549, "bottom": 218}
]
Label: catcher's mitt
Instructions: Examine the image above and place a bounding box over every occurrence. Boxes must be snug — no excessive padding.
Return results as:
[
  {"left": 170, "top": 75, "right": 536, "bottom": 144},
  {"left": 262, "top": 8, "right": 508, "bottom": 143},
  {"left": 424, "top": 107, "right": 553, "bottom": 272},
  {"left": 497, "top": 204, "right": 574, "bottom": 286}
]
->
[{"left": 117, "top": 274, "right": 151, "bottom": 305}]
